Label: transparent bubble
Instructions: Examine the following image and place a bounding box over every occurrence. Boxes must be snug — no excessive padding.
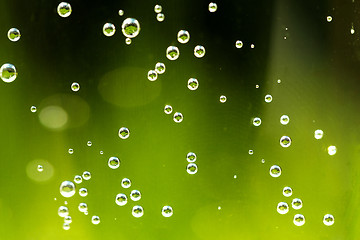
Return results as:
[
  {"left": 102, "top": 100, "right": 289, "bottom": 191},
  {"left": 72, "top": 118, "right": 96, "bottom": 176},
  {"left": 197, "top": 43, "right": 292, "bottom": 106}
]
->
[
  {"left": 132, "top": 205, "right": 144, "bottom": 218},
  {"left": 164, "top": 105, "right": 173, "bottom": 114},
  {"left": 103, "top": 23, "right": 116, "bottom": 37},
  {"left": 280, "top": 115, "right": 289, "bottom": 125},
  {"left": 31, "top": 106, "right": 37, "bottom": 113},
  {"left": 293, "top": 214, "right": 305, "bottom": 226},
  {"left": 187, "top": 78, "right": 199, "bottom": 90},
  {"left": 351, "top": 26, "right": 355, "bottom": 35},
  {"left": 121, "top": 18, "right": 140, "bottom": 38},
  {"left": 186, "top": 152, "right": 197, "bottom": 162},
  {"left": 71, "top": 82, "right": 80, "bottom": 92},
  {"left": 283, "top": 186, "right": 293, "bottom": 197},
  {"left": 250, "top": 44, "right": 255, "bottom": 48},
  {"left": 64, "top": 201, "right": 68, "bottom": 205},
  {"left": 323, "top": 214, "right": 335, "bottom": 226},
  {"left": 147, "top": 70, "right": 158, "bottom": 81},
  {"left": 121, "top": 178, "right": 131, "bottom": 188},
  {"left": 265, "top": 94, "right": 273, "bottom": 103},
  {"left": 68, "top": 148, "right": 74, "bottom": 154},
  {"left": 187, "top": 163, "right": 198, "bottom": 174},
  {"left": 87, "top": 141, "right": 92, "bottom": 147},
  {"left": 108, "top": 157, "right": 120, "bottom": 169},
  {"left": 269, "top": 165, "right": 281, "bottom": 178},
  {"left": 235, "top": 40, "right": 243, "bottom": 48},
  {"left": 60, "top": 181, "right": 76, "bottom": 198},
  {"left": 194, "top": 45, "right": 206, "bottom": 58},
  {"left": 261, "top": 159, "right": 265, "bottom": 163},
  {"left": 327, "top": 16, "right": 332, "bottom": 22},
  {"left": 154, "top": 4, "right": 162, "bottom": 13},
  {"left": 84, "top": 211, "right": 88, "bottom": 215},
  {"left": 248, "top": 150, "right": 253, "bottom": 155},
  {"left": 115, "top": 193, "right": 128, "bottom": 206},
  {"left": 218, "top": 206, "right": 221, "bottom": 210},
  {"left": 82, "top": 171, "right": 91, "bottom": 180},
  {"left": 0, "top": 63, "right": 17, "bottom": 83},
  {"left": 234, "top": 175, "right": 237, "bottom": 179},
  {"left": 79, "top": 188, "right": 88, "bottom": 197},
  {"left": 37, "top": 165, "right": 43, "bottom": 172},
  {"left": 58, "top": 206, "right": 69, "bottom": 217},
  {"left": 63, "top": 223, "right": 70, "bottom": 230},
  {"left": 64, "top": 216, "right": 72, "bottom": 224},
  {"left": 314, "top": 129, "right": 324, "bottom": 139},
  {"left": 255, "top": 84, "right": 259, "bottom": 88},
  {"left": 91, "top": 215, "right": 100, "bottom": 225},
  {"left": 155, "top": 62, "right": 166, "bottom": 74},
  {"left": 291, "top": 198, "right": 303, "bottom": 210},
  {"left": 156, "top": 13, "right": 165, "bottom": 22},
  {"left": 173, "top": 112, "right": 183, "bottom": 123},
  {"left": 280, "top": 136, "right": 291, "bottom": 148},
  {"left": 130, "top": 190, "right": 141, "bottom": 201},
  {"left": 57, "top": 2, "right": 72, "bottom": 18},
  {"left": 252, "top": 117, "right": 261, "bottom": 126},
  {"left": 277, "top": 79, "right": 281, "bottom": 83},
  {"left": 125, "top": 38, "right": 131, "bottom": 45},
  {"left": 166, "top": 46, "right": 180, "bottom": 60},
  {"left": 208, "top": 2, "right": 218, "bottom": 12},
  {"left": 277, "top": 202, "right": 289, "bottom": 214},
  {"left": 78, "top": 203, "right": 88, "bottom": 212},
  {"left": 177, "top": 30, "right": 190, "bottom": 44},
  {"left": 162, "top": 206, "right": 173, "bottom": 217},
  {"left": 7, "top": 28, "right": 20, "bottom": 42},
  {"left": 100, "top": 151, "right": 104, "bottom": 155},
  {"left": 328, "top": 145, "right": 337, "bottom": 155},
  {"left": 118, "top": 9, "right": 124, "bottom": 16},
  {"left": 74, "top": 175, "right": 82, "bottom": 184},
  {"left": 118, "top": 127, "right": 130, "bottom": 139},
  {"left": 220, "top": 95, "right": 227, "bottom": 103}
]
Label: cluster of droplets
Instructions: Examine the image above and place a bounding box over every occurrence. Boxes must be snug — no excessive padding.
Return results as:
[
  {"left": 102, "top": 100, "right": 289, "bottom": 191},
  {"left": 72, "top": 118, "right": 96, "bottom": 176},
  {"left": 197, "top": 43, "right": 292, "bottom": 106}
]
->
[
  {"left": 186, "top": 152, "right": 198, "bottom": 174},
  {"left": 163, "top": 104, "right": 183, "bottom": 123},
  {"left": 154, "top": 4, "right": 165, "bottom": 22},
  {"left": 115, "top": 177, "right": 144, "bottom": 217}
]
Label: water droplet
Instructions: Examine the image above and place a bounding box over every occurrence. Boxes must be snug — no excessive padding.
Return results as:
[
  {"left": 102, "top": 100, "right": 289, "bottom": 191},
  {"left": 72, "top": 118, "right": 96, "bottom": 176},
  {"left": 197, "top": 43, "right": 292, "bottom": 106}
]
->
[
  {"left": 63, "top": 223, "right": 70, "bottom": 230},
  {"left": 118, "top": 127, "right": 130, "bottom": 139},
  {"left": 187, "top": 163, "right": 198, "bottom": 174},
  {"left": 291, "top": 198, "right": 303, "bottom": 210},
  {"left": 173, "top": 112, "right": 183, "bottom": 123},
  {"left": 234, "top": 175, "right": 237, "bottom": 179},
  {"left": 118, "top": 9, "right": 124, "bottom": 16},
  {"left": 125, "top": 38, "right": 131, "bottom": 45},
  {"left": 218, "top": 206, "right": 221, "bottom": 210},
  {"left": 147, "top": 70, "right": 158, "bottom": 81},
  {"left": 252, "top": 117, "right": 261, "bottom": 126},
  {"left": 64, "top": 216, "right": 72, "bottom": 224},
  {"left": 78, "top": 203, "right": 88, "bottom": 212},
  {"left": 115, "top": 193, "right": 128, "bottom": 206},
  {"left": 280, "top": 115, "right": 289, "bottom": 125},
  {"left": 255, "top": 84, "right": 259, "bottom": 88},
  {"left": 60, "top": 181, "right": 76, "bottom": 198},
  {"left": 103, "top": 23, "right": 116, "bottom": 37},
  {"left": 155, "top": 62, "right": 166, "bottom": 74},
  {"left": 132, "top": 205, "right": 144, "bottom": 218},
  {"left": 71, "top": 82, "right": 80, "bottom": 92},
  {"left": 30, "top": 106, "right": 37, "bottom": 113},
  {"left": 220, "top": 95, "right": 227, "bottom": 103},
  {"left": 250, "top": 44, "right": 255, "bottom": 48},
  {"left": 283, "top": 186, "right": 293, "bottom": 197},
  {"left": 277, "top": 202, "right": 289, "bottom": 214},
  {"left": 177, "top": 30, "right": 190, "bottom": 44},
  {"left": 164, "top": 105, "right": 173, "bottom": 114},
  {"left": 208, "top": 2, "right": 218, "bottom": 12},
  {"left": 79, "top": 188, "right": 88, "bottom": 197},
  {"left": 100, "top": 151, "right": 104, "bottom": 155},
  {"left": 277, "top": 79, "right": 281, "bottom": 83},
  {"left": 327, "top": 16, "right": 332, "bottom": 22},
  {"left": 121, "top": 178, "right": 131, "bottom": 188},
  {"left": 328, "top": 145, "right": 337, "bottom": 155},
  {"left": 323, "top": 214, "right": 335, "bottom": 226},
  {"left": 91, "top": 215, "right": 100, "bottom": 225},
  {"left": 186, "top": 152, "right": 197, "bottom": 162},
  {"left": 108, "top": 157, "right": 120, "bottom": 169},
  {"left": 194, "top": 45, "right": 205, "bottom": 58},
  {"left": 293, "top": 214, "right": 305, "bottom": 226},
  {"left": 269, "top": 165, "right": 281, "bottom": 178},
  {"left": 64, "top": 201, "right": 68, "bottom": 205},
  {"left": 74, "top": 175, "right": 82, "bottom": 184},
  {"left": 0, "top": 63, "right": 17, "bottom": 83},
  {"left": 87, "top": 141, "right": 92, "bottom": 147},
  {"left": 7, "top": 28, "right": 20, "bottom": 42},
  {"left": 351, "top": 26, "right": 355, "bottom": 35},
  {"left": 57, "top": 2, "right": 72, "bottom": 18},
  {"left": 130, "top": 190, "right": 141, "bottom": 201},
  {"left": 248, "top": 150, "right": 253, "bottom": 155},
  {"left": 261, "top": 159, "right": 265, "bottom": 163},
  {"left": 187, "top": 78, "right": 199, "bottom": 90},
  {"left": 154, "top": 4, "right": 162, "bottom": 13},
  {"left": 58, "top": 206, "right": 69, "bottom": 217},
  {"left": 235, "top": 40, "right": 243, "bottom": 48},
  {"left": 156, "top": 13, "right": 165, "bottom": 22},
  {"left": 121, "top": 18, "right": 140, "bottom": 38},
  {"left": 314, "top": 129, "right": 323, "bottom": 139},
  {"left": 162, "top": 206, "right": 173, "bottom": 217},
  {"left": 280, "top": 136, "right": 291, "bottom": 148},
  {"left": 82, "top": 171, "right": 91, "bottom": 180},
  {"left": 37, "top": 165, "right": 43, "bottom": 172},
  {"left": 68, "top": 148, "right": 74, "bottom": 154},
  {"left": 265, "top": 94, "right": 273, "bottom": 103},
  {"left": 166, "top": 46, "right": 180, "bottom": 60}
]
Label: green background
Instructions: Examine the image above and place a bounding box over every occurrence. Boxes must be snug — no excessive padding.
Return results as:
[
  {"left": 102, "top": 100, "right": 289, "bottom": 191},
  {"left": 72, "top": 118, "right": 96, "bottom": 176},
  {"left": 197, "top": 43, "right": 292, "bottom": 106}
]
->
[{"left": 0, "top": 0, "right": 360, "bottom": 239}]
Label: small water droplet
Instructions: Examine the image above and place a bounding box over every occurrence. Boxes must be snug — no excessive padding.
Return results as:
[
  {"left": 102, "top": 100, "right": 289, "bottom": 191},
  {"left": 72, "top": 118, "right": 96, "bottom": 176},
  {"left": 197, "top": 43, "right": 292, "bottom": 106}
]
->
[
  {"left": 71, "top": 82, "right": 80, "bottom": 92},
  {"left": 255, "top": 84, "right": 259, "bottom": 88},
  {"left": 87, "top": 141, "right": 92, "bottom": 147},
  {"left": 58, "top": 206, "right": 69, "bottom": 217},
  {"left": 155, "top": 62, "right": 166, "bottom": 74},
  {"left": 323, "top": 214, "right": 335, "bottom": 226},
  {"left": 219, "top": 95, "right": 227, "bottom": 103},
  {"left": 156, "top": 13, "right": 165, "bottom": 22},
  {"left": 108, "top": 157, "right": 120, "bottom": 169},
  {"left": 314, "top": 129, "right": 323, "bottom": 139},
  {"left": 162, "top": 206, "right": 173, "bottom": 217},
  {"left": 118, "top": 127, "right": 130, "bottom": 139},
  {"left": 250, "top": 44, "right": 255, "bottom": 48},
  {"left": 187, "top": 78, "right": 199, "bottom": 90},
  {"left": 164, "top": 105, "right": 173, "bottom": 114},
  {"left": 293, "top": 214, "right": 305, "bottom": 226},
  {"left": 132, "top": 206, "right": 144, "bottom": 218},
  {"left": 252, "top": 117, "right": 261, "bottom": 126},
  {"left": 194, "top": 45, "right": 206, "bottom": 58},
  {"left": 154, "top": 4, "right": 162, "bottom": 13},
  {"left": 0, "top": 63, "right": 17, "bottom": 83},
  {"left": 82, "top": 171, "right": 91, "bottom": 180},
  {"left": 235, "top": 40, "right": 243, "bottom": 48},
  {"left": 115, "top": 193, "right": 128, "bottom": 206},
  {"left": 186, "top": 152, "right": 197, "bottom": 162},
  {"left": 121, "top": 178, "right": 131, "bottom": 188},
  {"left": 125, "top": 38, "right": 132, "bottom": 45},
  {"left": 7, "top": 28, "right": 20, "bottom": 42},
  {"left": 30, "top": 106, "right": 37, "bottom": 113},
  {"left": 166, "top": 46, "right": 180, "bottom": 60},
  {"left": 280, "top": 115, "right": 289, "bottom": 125},
  {"left": 130, "top": 190, "right": 141, "bottom": 201},
  {"left": 118, "top": 9, "right": 124, "bottom": 16},
  {"left": 74, "top": 175, "right": 82, "bottom": 184},
  {"left": 208, "top": 2, "right": 218, "bottom": 12},
  {"left": 291, "top": 198, "right": 303, "bottom": 210},
  {"left": 37, "top": 165, "right": 43, "bottom": 172},
  {"left": 269, "top": 165, "right": 281, "bottom": 178},
  {"left": 100, "top": 151, "right": 104, "bottom": 155},
  {"left": 327, "top": 16, "right": 332, "bottom": 22},
  {"left": 64, "top": 216, "right": 72, "bottom": 224},
  {"left": 78, "top": 202, "right": 88, "bottom": 212},
  {"left": 68, "top": 148, "right": 74, "bottom": 154},
  {"left": 57, "top": 2, "right": 72, "bottom": 18},
  {"left": 177, "top": 30, "right": 190, "bottom": 44},
  {"left": 79, "top": 188, "right": 88, "bottom": 197},
  {"left": 280, "top": 136, "right": 291, "bottom": 148},
  {"left": 248, "top": 150, "right": 253, "bottom": 155},
  {"left": 283, "top": 186, "right": 293, "bottom": 197},
  {"left": 233, "top": 175, "right": 237, "bottom": 179},
  {"left": 122, "top": 18, "right": 141, "bottom": 38},
  {"left": 60, "top": 181, "right": 76, "bottom": 198},
  {"left": 261, "top": 159, "right": 265, "bottom": 163},
  {"left": 277, "top": 79, "right": 281, "bottom": 83},
  {"left": 327, "top": 145, "right": 337, "bottom": 155},
  {"left": 186, "top": 163, "right": 198, "bottom": 174},
  {"left": 277, "top": 202, "right": 289, "bottom": 214},
  {"left": 173, "top": 112, "right": 183, "bottom": 123},
  {"left": 147, "top": 70, "right": 158, "bottom": 81},
  {"left": 265, "top": 94, "right": 273, "bottom": 103},
  {"left": 63, "top": 223, "right": 70, "bottom": 230},
  {"left": 91, "top": 215, "right": 100, "bottom": 225},
  {"left": 103, "top": 23, "right": 116, "bottom": 37}
]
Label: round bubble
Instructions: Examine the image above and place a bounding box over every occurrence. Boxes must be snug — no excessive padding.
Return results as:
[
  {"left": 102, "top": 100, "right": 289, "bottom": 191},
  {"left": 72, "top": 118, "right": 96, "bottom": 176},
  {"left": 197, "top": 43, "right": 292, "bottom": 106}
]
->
[
  {"left": 265, "top": 94, "right": 273, "bottom": 103},
  {"left": 166, "top": 46, "right": 180, "bottom": 60},
  {"left": 132, "top": 205, "right": 144, "bottom": 218},
  {"left": 188, "top": 78, "right": 199, "bottom": 90},
  {"left": 187, "top": 163, "right": 198, "bottom": 174},
  {"left": 252, "top": 117, "right": 261, "bottom": 126},
  {"left": 155, "top": 62, "right": 166, "bottom": 74},
  {"left": 79, "top": 188, "right": 88, "bottom": 197},
  {"left": 177, "top": 30, "right": 190, "bottom": 44},
  {"left": 156, "top": 13, "right": 165, "bottom": 22},
  {"left": 280, "top": 136, "right": 291, "bottom": 148},
  {"left": 173, "top": 112, "right": 183, "bottom": 123},
  {"left": 194, "top": 45, "right": 205, "bottom": 58},
  {"left": 37, "top": 165, "right": 43, "bottom": 172},
  {"left": 220, "top": 95, "right": 227, "bottom": 103},
  {"left": 64, "top": 216, "right": 72, "bottom": 224},
  {"left": 164, "top": 105, "right": 173, "bottom": 114},
  {"left": 57, "top": 2, "right": 72, "bottom": 17},
  {"left": 121, "top": 18, "right": 140, "bottom": 38},
  {"left": 121, "top": 178, "right": 131, "bottom": 188},
  {"left": 118, "top": 127, "right": 130, "bottom": 139},
  {"left": 130, "top": 190, "right": 141, "bottom": 201},
  {"left": 7, "top": 28, "right": 20, "bottom": 42},
  {"left": 68, "top": 148, "right": 74, "bottom": 154},
  {"left": 283, "top": 186, "right": 292, "bottom": 197},
  {"left": 323, "top": 214, "right": 335, "bottom": 226},
  {"left": 87, "top": 141, "right": 92, "bottom": 147},
  {"left": 291, "top": 198, "right": 303, "bottom": 210},
  {"left": 280, "top": 115, "right": 289, "bottom": 125},
  {"left": 162, "top": 206, "right": 173, "bottom": 217},
  {"left": 71, "top": 82, "right": 80, "bottom": 92},
  {"left": 248, "top": 150, "right": 253, "bottom": 155},
  {"left": 314, "top": 129, "right": 324, "bottom": 139},
  {"left": 154, "top": 4, "right": 162, "bottom": 13},
  {"left": 186, "top": 152, "right": 197, "bottom": 162},
  {"left": 118, "top": 9, "right": 124, "bottom": 16},
  {"left": 148, "top": 70, "right": 158, "bottom": 81},
  {"left": 108, "top": 157, "right": 120, "bottom": 169},
  {"left": 327, "top": 16, "right": 332, "bottom": 22},
  {"left": 103, "top": 23, "right": 116, "bottom": 37},
  {"left": 58, "top": 206, "right": 69, "bottom": 217},
  {"left": 0, "top": 63, "right": 17, "bottom": 83},
  {"left": 115, "top": 193, "right": 128, "bottom": 206},
  {"left": 82, "top": 171, "right": 91, "bottom": 180},
  {"left": 31, "top": 106, "right": 37, "bottom": 113},
  {"left": 269, "top": 165, "right": 281, "bottom": 178},
  {"left": 235, "top": 40, "right": 243, "bottom": 48},
  {"left": 328, "top": 145, "right": 337, "bottom": 155},
  {"left": 63, "top": 223, "right": 70, "bottom": 230},
  {"left": 125, "top": 38, "right": 132, "bottom": 45},
  {"left": 60, "top": 181, "right": 76, "bottom": 198},
  {"left": 277, "top": 202, "right": 289, "bottom": 214},
  {"left": 208, "top": 2, "right": 218, "bottom": 12},
  {"left": 74, "top": 175, "right": 82, "bottom": 184},
  {"left": 91, "top": 215, "right": 100, "bottom": 225},
  {"left": 78, "top": 203, "right": 88, "bottom": 213},
  {"left": 293, "top": 214, "right": 305, "bottom": 226}
]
